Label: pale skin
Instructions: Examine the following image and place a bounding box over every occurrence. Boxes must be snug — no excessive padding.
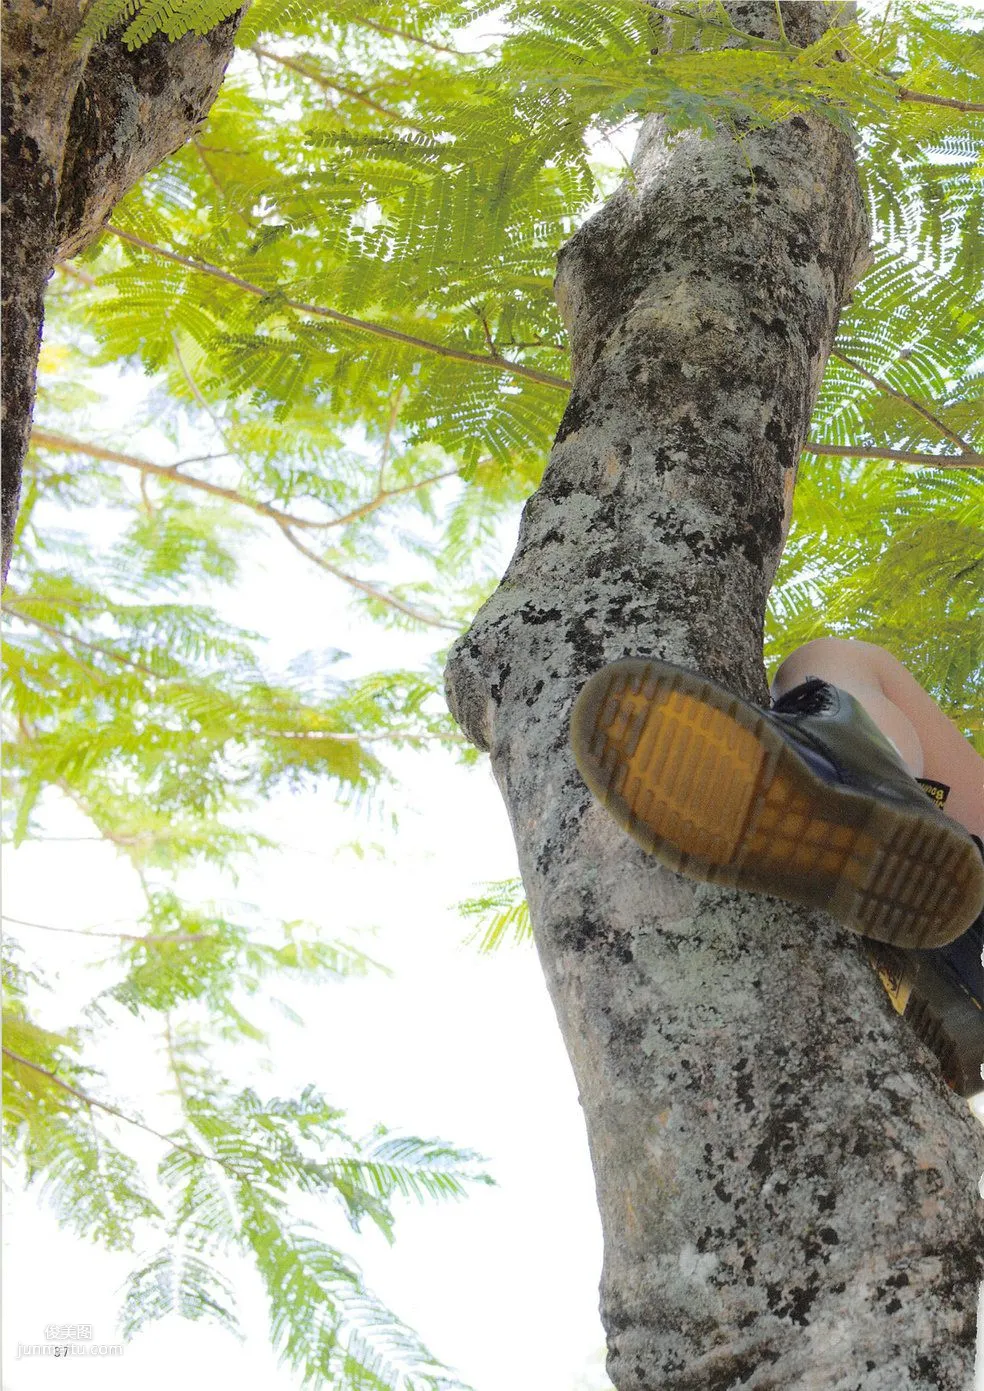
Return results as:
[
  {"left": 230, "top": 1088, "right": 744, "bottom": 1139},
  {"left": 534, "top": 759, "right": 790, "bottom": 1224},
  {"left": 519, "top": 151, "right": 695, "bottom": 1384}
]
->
[{"left": 770, "top": 636, "right": 984, "bottom": 844}]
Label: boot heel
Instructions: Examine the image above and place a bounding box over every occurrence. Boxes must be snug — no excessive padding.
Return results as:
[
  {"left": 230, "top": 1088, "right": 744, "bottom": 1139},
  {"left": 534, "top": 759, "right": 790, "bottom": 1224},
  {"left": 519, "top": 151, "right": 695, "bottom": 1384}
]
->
[{"left": 871, "top": 942, "right": 984, "bottom": 1098}]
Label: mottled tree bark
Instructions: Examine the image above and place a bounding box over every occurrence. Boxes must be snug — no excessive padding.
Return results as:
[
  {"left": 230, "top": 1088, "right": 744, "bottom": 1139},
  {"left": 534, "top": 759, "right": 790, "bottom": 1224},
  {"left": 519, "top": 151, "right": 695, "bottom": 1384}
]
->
[
  {"left": 1, "top": 0, "right": 242, "bottom": 584},
  {"left": 445, "top": 3, "right": 984, "bottom": 1387}
]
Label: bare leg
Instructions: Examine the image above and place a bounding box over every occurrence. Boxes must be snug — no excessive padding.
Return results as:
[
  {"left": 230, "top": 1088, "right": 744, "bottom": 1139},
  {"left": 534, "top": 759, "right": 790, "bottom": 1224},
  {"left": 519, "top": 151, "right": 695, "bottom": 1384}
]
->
[{"left": 771, "top": 637, "right": 984, "bottom": 842}]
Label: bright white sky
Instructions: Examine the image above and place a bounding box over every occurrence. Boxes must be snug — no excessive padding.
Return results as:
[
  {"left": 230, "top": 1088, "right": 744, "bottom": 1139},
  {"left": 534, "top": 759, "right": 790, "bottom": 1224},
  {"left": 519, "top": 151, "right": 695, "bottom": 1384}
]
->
[{"left": 1, "top": 433, "right": 616, "bottom": 1391}]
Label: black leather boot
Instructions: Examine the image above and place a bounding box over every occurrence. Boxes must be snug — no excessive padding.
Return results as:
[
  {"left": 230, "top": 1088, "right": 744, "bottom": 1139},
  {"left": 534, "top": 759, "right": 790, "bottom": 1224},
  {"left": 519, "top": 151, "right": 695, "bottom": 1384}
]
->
[
  {"left": 868, "top": 836, "right": 984, "bottom": 1097},
  {"left": 570, "top": 658, "right": 984, "bottom": 950}
]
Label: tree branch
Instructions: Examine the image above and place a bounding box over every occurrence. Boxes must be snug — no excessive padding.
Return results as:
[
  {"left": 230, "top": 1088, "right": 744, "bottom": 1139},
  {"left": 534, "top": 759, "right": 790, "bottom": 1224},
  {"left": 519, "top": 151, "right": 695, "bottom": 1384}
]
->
[
  {"left": 803, "top": 441, "right": 984, "bottom": 468},
  {"left": 830, "top": 350, "right": 974, "bottom": 454},
  {"left": 30, "top": 427, "right": 324, "bottom": 529},
  {"left": 104, "top": 226, "right": 572, "bottom": 392},
  {"left": 897, "top": 87, "right": 984, "bottom": 114}
]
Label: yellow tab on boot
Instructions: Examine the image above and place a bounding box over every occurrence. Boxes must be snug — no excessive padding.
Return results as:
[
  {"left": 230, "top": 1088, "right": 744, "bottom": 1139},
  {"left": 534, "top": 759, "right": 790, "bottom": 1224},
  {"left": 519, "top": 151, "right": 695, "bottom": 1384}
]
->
[{"left": 873, "top": 957, "right": 912, "bottom": 1015}]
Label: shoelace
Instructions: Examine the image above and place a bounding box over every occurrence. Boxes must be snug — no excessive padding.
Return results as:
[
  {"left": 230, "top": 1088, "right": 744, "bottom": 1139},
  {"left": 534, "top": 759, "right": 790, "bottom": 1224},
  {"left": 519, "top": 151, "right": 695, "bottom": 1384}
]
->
[{"left": 770, "top": 677, "right": 834, "bottom": 717}]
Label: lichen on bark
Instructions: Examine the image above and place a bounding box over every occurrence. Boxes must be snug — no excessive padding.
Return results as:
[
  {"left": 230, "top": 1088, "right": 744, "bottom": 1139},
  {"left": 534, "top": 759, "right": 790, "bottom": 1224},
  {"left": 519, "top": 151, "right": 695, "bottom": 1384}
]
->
[{"left": 445, "top": 3, "right": 984, "bottom": 1386}]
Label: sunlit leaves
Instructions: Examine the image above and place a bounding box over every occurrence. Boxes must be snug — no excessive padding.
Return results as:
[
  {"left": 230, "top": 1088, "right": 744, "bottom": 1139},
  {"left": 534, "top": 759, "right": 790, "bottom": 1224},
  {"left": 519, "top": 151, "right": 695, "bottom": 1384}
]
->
[
  {"left": 139, "top": 1071, "right": 489, "bottom": 1387},
  {"left": 78, "top": 0, "right": 244, "bottom": 48}
]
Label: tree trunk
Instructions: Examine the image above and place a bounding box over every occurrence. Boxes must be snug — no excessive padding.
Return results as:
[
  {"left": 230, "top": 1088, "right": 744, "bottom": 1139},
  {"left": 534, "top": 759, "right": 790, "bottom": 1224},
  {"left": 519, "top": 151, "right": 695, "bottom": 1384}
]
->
[
  {"left": 445, "top": 4, "right": 984, "bottom": 1386},
  {"left": 0, "top": 0, "right": 242, "bottom": 585}
]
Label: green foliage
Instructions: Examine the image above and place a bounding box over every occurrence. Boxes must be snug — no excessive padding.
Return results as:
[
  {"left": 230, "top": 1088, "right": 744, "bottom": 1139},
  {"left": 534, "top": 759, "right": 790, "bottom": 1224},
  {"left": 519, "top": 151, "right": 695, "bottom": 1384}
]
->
[
  {"left": 62, "top": 0, "right": 983, "bottom": 735},
  {"left": 78, "top": 0, "right": 244, "bottom": 48},
  {"left": 108, "top": 1055, "right": 490, "bottom": 1386},
  {"left": 5, "top": 2, "right": 983, "bottom": 1384},
  {"left": 458, "top": 879, "right": 533, "bottom": 952},
  {"left": 3, "top": 949, "right": 491, "bottom": 1385}
]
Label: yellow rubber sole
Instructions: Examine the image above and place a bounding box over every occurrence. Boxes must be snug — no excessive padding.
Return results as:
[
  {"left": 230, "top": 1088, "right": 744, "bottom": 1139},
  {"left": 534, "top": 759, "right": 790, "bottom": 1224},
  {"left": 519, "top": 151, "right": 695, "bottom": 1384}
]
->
[{"left": 570, "top": 659, "right": 984, "bottom": 950}]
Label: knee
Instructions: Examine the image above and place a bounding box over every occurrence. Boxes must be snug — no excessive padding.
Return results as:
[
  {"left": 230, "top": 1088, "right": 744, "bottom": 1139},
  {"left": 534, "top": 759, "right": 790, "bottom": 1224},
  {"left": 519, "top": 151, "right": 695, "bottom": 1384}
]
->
[
  {"left": 773, "top": 636, "right": 858, "bottom": 677},
  {"left": 771, "top": 637, "right": 885, "bottom": 696},
  {"left": 781, "top": 636, "right": 870, "bottom": 667}
]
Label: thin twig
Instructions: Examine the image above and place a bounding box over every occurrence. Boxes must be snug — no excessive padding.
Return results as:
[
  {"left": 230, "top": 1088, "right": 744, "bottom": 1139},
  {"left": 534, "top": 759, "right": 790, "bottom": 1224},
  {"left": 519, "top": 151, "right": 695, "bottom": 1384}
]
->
[
  {"left": 170, "top": 333, "right": 234, "bottom": 452},
  {"left": 657, "top": 5, "right": 787, "bottom": 51},
  {"left": 6, "top": 607, "right": 164, "bottom": 680},
  {"left": 830, "top": 350, "right": 973, "bottom": 454},
  {"left": 1, "top": 1046, "right": 209, "bottom": 1165},
  {"left": 53, "top": 262, "right": 97, "bottom": 287},
  {"left": 836, "top": 35, "right": 984, "bottom": 115},
  {"left": 168, "top": 452, "right": 232, "bottom": 468},
  {"left": 666, "top": 8, "right": 984, "bottom": 112},
  {"left": 53, "top": 778, "right": 161, "bottom": 855},
  {"left": 327, "top": 469, "right": 460, "bottom": 530},
  {"left": 875, "top": 0, "right": 894, "bottom": 50},
  {"left": 275, "top": 523, "right": 459, "bottom": 630},
  {"left": 30, "top": 428, "right": 457, "bottom": 531},
  {"left": 192, "top": 143, "right": 243, "bottom": 157},
  {"left": 164, "top": 1015, "right": 195, "bottom": 1115},
  {"left": 5, "top": 602, "right": 112, "bottom": 686},
  {"left": 32, "top": 428, "right": 323, "bottom": 530},
  {"left": 497, "top": 339, "right": 567, "bottom": 351},
  {"left": 2, "top": 914, "right": 209, "bottom": 945},
  {"left": 193, "top": 140, "right": 256, "bottom": 229},
  {"left": 350, "top": 14, "right": 459, "bottom": 55},
  {"left": 270, "top": 725, "right": 459, "bottom": 745},
  {"left": 803, "top": 441, "right": 984, "bottom": 468},
  {"left": 251, "top": 45, "right": 428, "bottom": 133},
  {"left": 7, "top": 835, "right": 112, "bottom": 843},
  {"left": 772, "top": 0, "right": 791, "bottom": 50},
  {"left": 106, "top": 225, "right": 571, "bottom": 393},
  {"left": 378, "top": 387, "right": 404, "bottom": 493}
]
